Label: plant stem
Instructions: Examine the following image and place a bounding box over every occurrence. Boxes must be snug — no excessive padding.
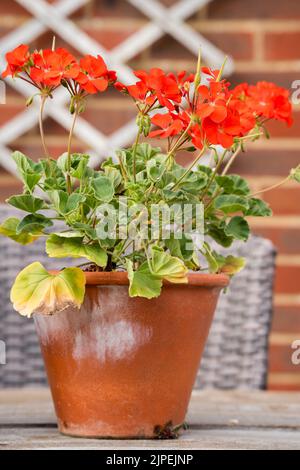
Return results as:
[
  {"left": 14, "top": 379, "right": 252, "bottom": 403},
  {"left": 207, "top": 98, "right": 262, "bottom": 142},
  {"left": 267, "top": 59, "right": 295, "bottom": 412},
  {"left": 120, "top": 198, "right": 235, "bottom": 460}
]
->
[
  {"left": 66, "top": 105, "right": 79, "bottom": 194},
  {"left": 158, "top": 121, "right": 194, "bottom": 182},
  {"left": 39, "top": 95, "right": 50, "bottom": 159},
  {"left": 249, "top": 175, "right": 291, "bottom": 198},
  {"left": 200, "top": 149, "right": 227, "bottom": 199},
  {"left": 172, "top": 146, "right": 206, "bottom": 190},
  {"left": 167, "top": 121, "right": 193, "bottom": 159},
  {"left": 132, "top": 125, "right": 142, "bottom": 183},
  {"left": 221, "top": 144, "right": 242, "bottom": 175}
]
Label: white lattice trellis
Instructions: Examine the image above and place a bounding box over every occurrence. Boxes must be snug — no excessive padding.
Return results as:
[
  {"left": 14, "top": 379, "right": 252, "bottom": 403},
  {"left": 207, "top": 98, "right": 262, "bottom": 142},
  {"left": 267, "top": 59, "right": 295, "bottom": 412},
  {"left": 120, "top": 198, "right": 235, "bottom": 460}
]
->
[{"left": 0, "top": 0, "right": 234, "bottom": 177}]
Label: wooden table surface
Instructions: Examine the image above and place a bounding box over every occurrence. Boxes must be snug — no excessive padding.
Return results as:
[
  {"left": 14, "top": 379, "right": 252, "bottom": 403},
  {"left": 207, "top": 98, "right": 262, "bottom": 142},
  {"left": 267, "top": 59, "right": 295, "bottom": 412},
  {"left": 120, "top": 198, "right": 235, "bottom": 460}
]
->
[{"left": 0, "top": 388, "right": 300, "bottom": 450}]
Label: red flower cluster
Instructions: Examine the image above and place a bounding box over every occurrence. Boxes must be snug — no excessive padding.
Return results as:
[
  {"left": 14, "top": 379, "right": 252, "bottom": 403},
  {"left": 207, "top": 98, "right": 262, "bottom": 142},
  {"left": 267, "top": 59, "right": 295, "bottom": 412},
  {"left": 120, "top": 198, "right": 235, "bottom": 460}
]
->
[
  {"left": 115, "top": 68, "right": 194, "bottom": 111},
  {"left": 2, "top": 44, "right": 116, "bottom": 96},
  {"left": 231, "top": 81, "right": 293, "bottom": 127},
  {"left": 147, "top": 67, "right": 293, "bottom": 149},
  {"left": 3, "top": 44, "right": 293, "bottom": 151}
]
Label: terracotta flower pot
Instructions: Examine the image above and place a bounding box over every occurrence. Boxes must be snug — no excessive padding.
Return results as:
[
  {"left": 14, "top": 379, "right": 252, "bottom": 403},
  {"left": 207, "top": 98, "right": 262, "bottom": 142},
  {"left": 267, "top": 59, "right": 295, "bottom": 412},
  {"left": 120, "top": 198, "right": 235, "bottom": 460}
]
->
[{"left": 34, "top": 271, "right": 229, "bottom": 439}]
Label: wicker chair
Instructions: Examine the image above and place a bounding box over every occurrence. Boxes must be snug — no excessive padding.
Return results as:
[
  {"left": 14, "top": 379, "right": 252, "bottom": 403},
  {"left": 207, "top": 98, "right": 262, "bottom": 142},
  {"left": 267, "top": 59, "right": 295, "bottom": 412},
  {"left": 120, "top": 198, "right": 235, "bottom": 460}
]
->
[{"left": 0, "top": 205, "right": 276, "bottom": 389}]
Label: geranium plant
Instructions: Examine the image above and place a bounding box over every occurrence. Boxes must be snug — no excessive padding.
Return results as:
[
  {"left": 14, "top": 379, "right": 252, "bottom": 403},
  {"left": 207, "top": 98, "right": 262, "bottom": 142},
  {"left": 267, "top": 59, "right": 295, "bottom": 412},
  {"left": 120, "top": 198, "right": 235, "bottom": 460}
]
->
[{"left": 1, "top": 44, "right": 299, "bottom": 317}]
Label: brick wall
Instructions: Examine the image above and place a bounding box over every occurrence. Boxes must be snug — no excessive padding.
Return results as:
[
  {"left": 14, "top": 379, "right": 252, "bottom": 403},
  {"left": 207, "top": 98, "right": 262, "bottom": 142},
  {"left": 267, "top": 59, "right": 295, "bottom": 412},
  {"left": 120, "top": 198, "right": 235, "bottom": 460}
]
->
[{"left": 0, "top": 0, "right": 299, "bottom": 389}]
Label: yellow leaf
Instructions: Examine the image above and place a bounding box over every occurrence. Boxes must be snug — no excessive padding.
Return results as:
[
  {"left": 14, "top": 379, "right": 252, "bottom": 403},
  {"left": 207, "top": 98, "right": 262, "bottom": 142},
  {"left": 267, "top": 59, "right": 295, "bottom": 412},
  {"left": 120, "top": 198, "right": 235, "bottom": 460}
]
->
[
  {"left": 10, "top": 262, "right": 86, "bottom": 318},
  {"left": 151, "top": 247, "right": 188, "bottom": 283},
  {"left": 0, "top": 217, "right": 40, "bottom": 245}
]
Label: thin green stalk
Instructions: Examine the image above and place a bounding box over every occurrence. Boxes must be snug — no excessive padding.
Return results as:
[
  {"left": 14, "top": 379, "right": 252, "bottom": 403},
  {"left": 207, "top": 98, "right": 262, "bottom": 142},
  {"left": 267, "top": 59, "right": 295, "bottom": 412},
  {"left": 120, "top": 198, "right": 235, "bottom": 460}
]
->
[
  {"left": 39, "top": 95, "right": 50, "bottom": 159},
  {"left": 221, "top": 144, "right": 242, "bottom": 176},
  {"left": 172, "top": 146, "right": 206, "bottom": 190},
  {"left": 200, "top": 149, "right": 228, "bottom": 200},
  {"left": 158, "top": 121, "right": 194, "bottom": 183},
  {"left": 249, "top": 175, "right": 291, "bottom": 198},
  {"left": 216, "top": 56, "right": 228, "bottom": 82},
  {"left": 132, "top": 124, "right": 142, "bottom": 183},
  {"left": 204, "top": 187, "right": 222, "bottom": 215},
  {"left": 66, "top": 104, "right": 79, "bottom": 194}
]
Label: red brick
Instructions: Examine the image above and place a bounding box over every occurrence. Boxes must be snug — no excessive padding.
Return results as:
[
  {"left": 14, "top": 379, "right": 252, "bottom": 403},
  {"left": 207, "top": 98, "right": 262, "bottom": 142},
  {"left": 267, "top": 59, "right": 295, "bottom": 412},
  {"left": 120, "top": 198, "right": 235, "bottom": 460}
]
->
[
  {"left": 150, "top": 35, "right": 194, "bottom": 59},
  {"left": 231, "top": 72, "right": 298, "bottom": 89},
  {"left": 269, "top": 345, "right": 300, "bottom": 373},
  {"left": 274, "top": 266, "right": 300, "bottom": 294},
  {"left": 201, "top": 32, "right": 254, "bottom": 61},
  {"left": 262, "top": 187, "right": 300, "bottom": 215},
  {"left": 272, "top": 306, "right": 300, "bottom": 332},
  {"left": 0, "top": 172, "right": 22, "bottom": 202},
  {"left": 72, "top": 0, "right": 145, "bottom": 19},
  {"left": 232, "top": 149, "right": 299, "bottom": 176},
  {"left": 82, "top": 26, "right": 141, "bottom": 50},
  {"left": 253, "top": 227, "right": 300, "bottom": 254},
  {"left": 0, "top": 104, "right": 24, "bottom": 125},
  {"left": 265, "top": 32, "right": 300, "bottom": 60},
  {"left": 268, "top": 382, "right": 300, "bottom": 391},
  {"left": 207, "top": 0, "right": 300, "bottom": 19},
  {"left": 0, "top": 0, "right": 30, "bottom": 16},
  {"left": 266, "top": 112, "right": 300, "bottom": 138}
]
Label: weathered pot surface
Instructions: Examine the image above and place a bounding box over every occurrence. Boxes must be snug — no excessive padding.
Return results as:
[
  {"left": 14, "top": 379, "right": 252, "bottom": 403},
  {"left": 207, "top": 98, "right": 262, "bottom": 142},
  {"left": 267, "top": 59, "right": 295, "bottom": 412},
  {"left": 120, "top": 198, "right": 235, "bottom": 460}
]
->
[{"left": 34, "top": 272, "right": 229, "bottom": 439}]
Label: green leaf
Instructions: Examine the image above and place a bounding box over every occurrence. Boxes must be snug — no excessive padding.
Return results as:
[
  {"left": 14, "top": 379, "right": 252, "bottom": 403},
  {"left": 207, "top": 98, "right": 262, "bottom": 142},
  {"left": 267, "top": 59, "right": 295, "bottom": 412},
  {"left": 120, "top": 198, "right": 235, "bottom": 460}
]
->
[
  {"left": 12, "top": 151, "right": 42, "bottom": 192},
  {"left": 56, "top": 152, "right": 68, "bottom": 172},
  {"left": 207, "top": 222, "right": 234, "bottom": 248},
  {"left": 197, "top": 165, "right": 213, "bottom": 177},
  {"left": 201, "top": 242, "right": 219, "bottom": 273},
  {"left": 214, "top": 195, "right": 249, "bottom": 214},
  {"left": 135, "top": 143, "right": 161, "bottom": 161},
  {"left": 46, "top": 234, "right": 108, "bottom": 267},
  {"left": 245, "top": 198, "right": 272, "bottom": 217},
  {"left": 70, "top": 154, "right": 90, "bottom": 179},
  {"left": 202, "top": 243, "right": 246, "bottom": 276},
  {"left": 165, "top": 235, "right": 194, "bottom": 260},
  {"left": 127, "top": 260, "right": 162, "bottom": 299},
  {"left": 104, "top": 166, "right": 122, "bottom": 189},
  {"left": 7, "top": 195, "right": 45, "bottom": 213},
  {"left": 71, "top": 223, "right": 98, "bottom": 240},
  {"left": 216, "top": 175, "right": 250, "bottom": 195},
  {"left": 47, "top": 190, "right": 85, "bottom": 215},
  {"left": 150, "top": 246, "right": 188, "bottom": 283},
  {"left": 0, "top": 217, "right": 40, "bottom": 245},
  {"left": 177, "top": 171, "right": 208, "bottom": 194},
  {"left": 218, "top": 255, "right": 246, "bottom": 276},
  {"left": 225, "top": 216, "right": 250, "bottom": 241},
  {"left": 290, "top": 165, "right": 300, "bottom": 183},
  {"left": 92, "top": 175, "right": 115, "bottom": 202},
  {"left": 146, "top": 158, "right": 165, "bottom": 182},
  {"left": 10, "top": 262, "right": 86, "bottom": 317},
  {"left": 17, "top": 214, "right": 53, "bottom": 234}
]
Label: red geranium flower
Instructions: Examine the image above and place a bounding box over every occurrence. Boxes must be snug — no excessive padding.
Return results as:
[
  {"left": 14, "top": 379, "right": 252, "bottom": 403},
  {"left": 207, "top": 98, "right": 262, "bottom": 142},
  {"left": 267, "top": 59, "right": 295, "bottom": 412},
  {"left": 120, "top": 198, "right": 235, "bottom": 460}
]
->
[
  {"left": 115, "top": 68, "right": 182, "bottom": 111},
  {"left": 189, "top": 124, "right": 205, "bottom": 150},
  {"left": 76, "top": 55, "right": 116, "bottom": 94},
  {"left": 203, "top": 109, "right": 242, "bottom": 148},
  {"left": 201, "top": 66, "right": 220, "bottom": 81},
  {"left": 196, "top": 82, "right": 228, "bottom": 123},
  {"left": 149, "top": 113, "right": 184, "bottom": 138},
  {"left": 135, "top": 68, "right": 181, "bottom": 110},
  {"left": 115, "top": 80, "right": 157, "bottom": 107},
  {"left": 2, "top": 44, "right": 30, "bottom": 78},
  {"left": 247, "top": 81, "right": 293, "bottom": 126},
  {"left": 30, "top": 48, "right": 79, "bottom": 88},
  {"left": 168, "top": 70, "right": 195, "bottom": 97}
]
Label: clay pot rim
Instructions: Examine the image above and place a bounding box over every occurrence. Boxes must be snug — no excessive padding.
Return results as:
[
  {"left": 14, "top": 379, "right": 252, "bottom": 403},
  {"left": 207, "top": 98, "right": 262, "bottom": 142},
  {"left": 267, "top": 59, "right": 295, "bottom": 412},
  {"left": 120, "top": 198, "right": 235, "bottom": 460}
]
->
[{"left": 51, "top": 270, "right": 230, "bottom": 287}]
